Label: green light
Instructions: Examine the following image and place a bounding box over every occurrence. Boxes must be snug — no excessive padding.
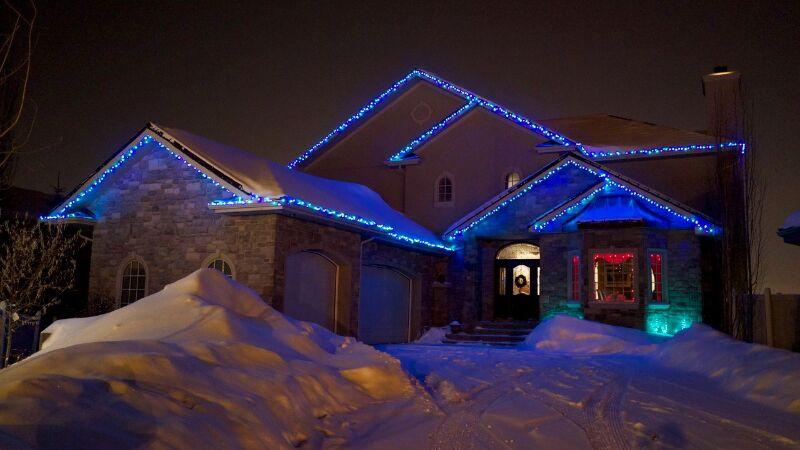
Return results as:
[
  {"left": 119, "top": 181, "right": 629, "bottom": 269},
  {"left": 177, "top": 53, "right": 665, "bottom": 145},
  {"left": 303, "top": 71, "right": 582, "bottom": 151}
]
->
[{"left": 646, "top": 307, "right": 696, "bottom": 336}]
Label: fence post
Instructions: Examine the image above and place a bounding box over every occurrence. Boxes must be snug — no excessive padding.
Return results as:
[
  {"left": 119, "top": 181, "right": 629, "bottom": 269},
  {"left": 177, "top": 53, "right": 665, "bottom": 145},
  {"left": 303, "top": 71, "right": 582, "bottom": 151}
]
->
[{"left": 764, "top": 287, "right": 774, "bottom": 347}]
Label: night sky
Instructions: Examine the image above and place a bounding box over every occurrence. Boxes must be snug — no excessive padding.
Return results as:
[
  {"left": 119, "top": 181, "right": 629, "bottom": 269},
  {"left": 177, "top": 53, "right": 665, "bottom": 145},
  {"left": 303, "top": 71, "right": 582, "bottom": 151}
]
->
[{"left": 18, "top": 0, "right": 800, "bottom": 291}]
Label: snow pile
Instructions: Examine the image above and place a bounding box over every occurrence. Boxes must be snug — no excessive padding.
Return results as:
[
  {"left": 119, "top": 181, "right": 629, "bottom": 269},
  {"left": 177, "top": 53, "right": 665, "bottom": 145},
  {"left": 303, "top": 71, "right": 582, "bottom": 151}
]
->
[
  {"left": 414, "top": 326, "right": 448, "bottom": 344},
  {"left": 522, "top": 315, "right": 663, "bottom": 355},
  {"left": 780, "top": 210, "right": 800, "bottom": 230},
  {"left": 0, "top": 269, "right": 433, "bottom": 448},
  {"left": 652, "top": 324, "right": 800, "bottom": 413}
]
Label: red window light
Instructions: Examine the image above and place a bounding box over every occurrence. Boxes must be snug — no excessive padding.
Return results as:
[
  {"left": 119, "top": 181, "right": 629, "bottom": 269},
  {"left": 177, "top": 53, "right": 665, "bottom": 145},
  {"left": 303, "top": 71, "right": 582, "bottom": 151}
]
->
[
  {"left": 649, "top": 253, "right": 663, "bottom": 302},
  {"left": 592, "top": 252, "right": 636, "bottom": 302},
  {"left": 571, "top": 255, "right": 581, "bottom": 301}
]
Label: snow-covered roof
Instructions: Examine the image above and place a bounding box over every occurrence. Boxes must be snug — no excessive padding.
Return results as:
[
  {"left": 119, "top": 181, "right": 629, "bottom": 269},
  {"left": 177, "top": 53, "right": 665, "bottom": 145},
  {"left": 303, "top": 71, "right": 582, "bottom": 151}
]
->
[
  {"left": 778, "top": 210, "right": 800, "bottom": 245},
  {"left": 45, "top": 124, "right": 450, "bottom": 252}
]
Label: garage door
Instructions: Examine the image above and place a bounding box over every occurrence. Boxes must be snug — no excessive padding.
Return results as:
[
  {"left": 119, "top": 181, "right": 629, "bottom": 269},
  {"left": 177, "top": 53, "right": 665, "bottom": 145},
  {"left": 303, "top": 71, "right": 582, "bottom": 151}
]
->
[
  {"left": 284, "top": 251, "right": 337, "bottom": 331},
  {"left": 359, "top": 266, "right": 411, "bottom": 344}
]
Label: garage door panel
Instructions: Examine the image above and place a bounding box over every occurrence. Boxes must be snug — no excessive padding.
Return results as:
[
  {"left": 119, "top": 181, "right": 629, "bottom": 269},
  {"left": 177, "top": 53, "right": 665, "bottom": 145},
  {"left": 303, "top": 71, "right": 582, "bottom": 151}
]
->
[
  {"left": 284, "top": 252, "right": 336, "bottom": 331},
  {"left": 359, "top": 266, "right": 411, "bottom": 344}
]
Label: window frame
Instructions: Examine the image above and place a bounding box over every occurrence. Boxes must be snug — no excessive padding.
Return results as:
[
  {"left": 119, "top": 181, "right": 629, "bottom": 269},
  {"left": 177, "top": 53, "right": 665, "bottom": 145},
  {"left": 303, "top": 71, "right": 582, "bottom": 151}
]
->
[
  {"left": 504, "top": 171, "right": 522, "bottom": 190},
  {"left": 647, "top": 248, "right": 668, "bottom": 305},
  {"left": 567, "top": 251, "right": 581, "bottom": 303},
  {"left": 588, "top": 248, "right": 639, "bottom": 305},
  {"left": 116, "top": 256, "right": 148, "bottom": 308},
  {"left": 434, "top": 173, "right": 455, "bottom": 207},
  {"left": 202, "top": 253, "right": 236, "bottom": 280}
]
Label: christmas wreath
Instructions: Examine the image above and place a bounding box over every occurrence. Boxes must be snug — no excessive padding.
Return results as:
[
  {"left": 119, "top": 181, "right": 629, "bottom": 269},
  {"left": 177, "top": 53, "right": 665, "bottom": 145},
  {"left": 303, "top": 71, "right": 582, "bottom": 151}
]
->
[{"left": 514, "top": 274, "right": 528, "bottom": 288}]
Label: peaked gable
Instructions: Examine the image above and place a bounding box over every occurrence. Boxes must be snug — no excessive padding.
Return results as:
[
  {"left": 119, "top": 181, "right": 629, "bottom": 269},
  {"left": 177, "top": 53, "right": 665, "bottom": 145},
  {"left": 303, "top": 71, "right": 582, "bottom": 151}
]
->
[
  {"left": 44, "top": 124, "right": 452, "bottom": 252},
  {"left": 287, "top": 69, "right": 575, "bottom": 169},
  {"left": 445, "top": 153, "right": 719, "bottom": 240}
]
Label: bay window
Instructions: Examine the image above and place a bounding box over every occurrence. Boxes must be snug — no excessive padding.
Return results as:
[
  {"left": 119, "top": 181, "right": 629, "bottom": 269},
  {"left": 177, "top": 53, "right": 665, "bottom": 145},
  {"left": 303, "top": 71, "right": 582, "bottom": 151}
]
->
[{"left": 591, "top": 251, "right": 636, "bottom": 303}]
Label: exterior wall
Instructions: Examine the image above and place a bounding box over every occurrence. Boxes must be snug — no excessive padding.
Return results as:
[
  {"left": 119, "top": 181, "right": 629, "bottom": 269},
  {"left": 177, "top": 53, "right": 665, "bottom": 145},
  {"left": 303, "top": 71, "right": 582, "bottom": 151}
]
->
[
  {"left": 404, "top": 108, "right": 559, "bottom": 233},
  {"left": 87, "top": 144, "right": 280, "bottom": 306},
  {"left": 302, "top": 81, "right": 464, "bottom": 211},
  {"left": 539, "top": 227, "right": 702, "bottom": 333},
  {"left": 85, "top": 141, "right": 447, "bottom": 339}
]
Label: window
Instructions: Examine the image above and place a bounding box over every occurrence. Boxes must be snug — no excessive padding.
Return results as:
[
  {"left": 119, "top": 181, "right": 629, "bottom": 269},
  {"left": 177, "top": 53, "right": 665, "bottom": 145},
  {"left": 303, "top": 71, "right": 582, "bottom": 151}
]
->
[
  {"left": 208, "top": 258, "right": 234, "bottom": 278},
  {"left": 591, "top": 252, "right": 636, "bottom": 303},
  {"left": 505, "top": 172, "right": 521, "bottom": 189},
  {"left": 120, "top": 259, "right": 147, "bottom": 306},
  {"left": 496, "top": 243, "right": 540, "bottom": 260},
  {"left": 649, "top": 251, "right": 666, "bottom": 303},
  {"left": 568, "top": 254, "right": 581, "bottom": 301},
  {"left": 435, "top": 175, "right": 453, "bottom": 205}
]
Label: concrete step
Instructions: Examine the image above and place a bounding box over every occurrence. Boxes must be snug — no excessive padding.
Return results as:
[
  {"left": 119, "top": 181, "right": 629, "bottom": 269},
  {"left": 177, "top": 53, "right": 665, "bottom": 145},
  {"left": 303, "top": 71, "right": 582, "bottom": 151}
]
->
[
  {"left": 472, "top": 327, "right": 532, "bottom": 336},
  {"left": 476, "top": 321, "right": 537, "bottom": 330},
  {"left": 444, "top": 333, "right": 527, "bottom": 343},
  {"left": 441, "top": 339, "right": 519, "bottom": 347}
]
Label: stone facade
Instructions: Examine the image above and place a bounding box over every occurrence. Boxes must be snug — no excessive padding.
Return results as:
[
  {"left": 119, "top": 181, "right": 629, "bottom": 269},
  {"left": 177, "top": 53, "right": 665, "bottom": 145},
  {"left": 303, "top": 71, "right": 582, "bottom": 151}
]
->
[{"left": 86, "top": 142, "right": 450, "bottom": 340}]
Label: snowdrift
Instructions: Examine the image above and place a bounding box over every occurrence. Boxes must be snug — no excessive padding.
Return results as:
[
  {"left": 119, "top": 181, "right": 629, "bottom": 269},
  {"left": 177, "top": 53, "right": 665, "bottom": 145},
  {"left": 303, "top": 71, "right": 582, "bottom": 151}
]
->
[
  {"left": 0, "top": 269, "right": 434, "bottom": 449},
  {"left": 524, "top": 315, "right": 800, "bottom": 414},
  {"left": 521, "top": 315, "right": 663, "bottom": 355},
  {"left": 653, "top": 325, "right": 800, "bottom": 413}
]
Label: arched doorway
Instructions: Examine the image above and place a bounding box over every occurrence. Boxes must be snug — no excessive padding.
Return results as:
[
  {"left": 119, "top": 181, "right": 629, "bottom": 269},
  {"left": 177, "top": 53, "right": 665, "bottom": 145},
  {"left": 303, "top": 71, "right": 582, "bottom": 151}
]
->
[
  {"left": 495, "top": 243, "right": 540, "bottom": 320},
  {"left": 284, "top": 251, "right": 337, "bottom": 331},
  {"left": 359, "top": 265, "right": 412, "bottom": 344}
]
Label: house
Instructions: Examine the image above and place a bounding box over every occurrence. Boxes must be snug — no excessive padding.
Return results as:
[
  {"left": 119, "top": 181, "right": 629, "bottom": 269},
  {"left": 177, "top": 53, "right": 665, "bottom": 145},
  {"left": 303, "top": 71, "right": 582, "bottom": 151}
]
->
[{"left": 42, "top": 68, "right": 744, "bottom": 342}]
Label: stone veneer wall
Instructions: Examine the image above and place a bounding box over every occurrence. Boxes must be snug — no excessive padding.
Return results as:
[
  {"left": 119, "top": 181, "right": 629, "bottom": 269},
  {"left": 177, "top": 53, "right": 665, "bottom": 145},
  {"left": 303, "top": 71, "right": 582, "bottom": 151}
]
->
[
  {"left": 86, "top": 142, "right": 448, "bottom": 339},
  {"left": 539, "top": 227, "right": 702, "bottom": 333}
]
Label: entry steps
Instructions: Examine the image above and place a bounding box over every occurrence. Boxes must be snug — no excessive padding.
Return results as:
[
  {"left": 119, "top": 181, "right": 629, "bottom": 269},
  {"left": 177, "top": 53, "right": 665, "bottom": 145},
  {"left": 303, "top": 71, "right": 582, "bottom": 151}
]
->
[{"left": 443, "top": 321, "right": 537, "bottom": 346}]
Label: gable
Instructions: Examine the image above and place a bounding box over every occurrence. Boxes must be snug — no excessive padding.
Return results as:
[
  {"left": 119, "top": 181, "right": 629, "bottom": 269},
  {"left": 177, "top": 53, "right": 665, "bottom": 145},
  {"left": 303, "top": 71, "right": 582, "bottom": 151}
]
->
[
  {"left": 45, "top": 125, "right": 452, "bottom": 252},
  {"left": 446, "top": 154, "right": 719, "bottom": 241},
  {"left": 291, "top": 76, "right": 466, "bottom": 171}
]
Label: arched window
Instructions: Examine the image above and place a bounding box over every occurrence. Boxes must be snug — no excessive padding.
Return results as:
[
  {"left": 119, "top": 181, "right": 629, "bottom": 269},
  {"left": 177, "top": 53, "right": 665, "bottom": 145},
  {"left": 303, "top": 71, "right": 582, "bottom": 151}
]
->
[
  {"left": 496, "top": 243, "right": 540, "bottom": 260},
  {"left": 207, "top": 258, "right": 234, "bottom": 278},
  {"left": 120, "top": 259, "right": 147, "bottom": 306},
  {"left": 435, "top": 174, "right": 453, "bottom": 205},
  {"left": 505, "top": 172, "right": 521, "bottom": 189}
]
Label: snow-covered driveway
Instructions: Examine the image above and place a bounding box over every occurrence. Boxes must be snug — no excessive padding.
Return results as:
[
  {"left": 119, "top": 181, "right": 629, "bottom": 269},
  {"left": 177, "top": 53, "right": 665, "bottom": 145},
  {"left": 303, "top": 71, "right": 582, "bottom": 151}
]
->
[{"left": 380, "top": 344, "right": 800, "bottom": 449}]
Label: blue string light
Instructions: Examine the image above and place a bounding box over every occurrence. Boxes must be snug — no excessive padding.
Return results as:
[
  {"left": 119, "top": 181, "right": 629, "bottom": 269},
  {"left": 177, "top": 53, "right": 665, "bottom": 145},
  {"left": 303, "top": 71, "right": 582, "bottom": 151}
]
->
[
  {"left": 210, "top": 196, "right": 455, "bottom": 251},
  {"left": 447, "top": 158, "right": 718, "bottom": 239},
  {"left": 41, "top": 134, "right": 236, "bottom": 222},
  {"left": 288, "top": 69, "right": 575, "bottom": 168},
  {"left": 532, "top": 183, "right": 606, "bottom": 231},
  {"left": 287, "top": 68, "right": 745, "bottom": 167}
]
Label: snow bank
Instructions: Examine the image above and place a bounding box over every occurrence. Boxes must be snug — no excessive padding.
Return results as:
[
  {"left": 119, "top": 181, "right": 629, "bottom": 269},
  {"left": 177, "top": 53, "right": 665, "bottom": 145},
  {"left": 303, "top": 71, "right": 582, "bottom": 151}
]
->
[
  {"left": 652, "top": 324, "right": 800, "bottom": 413},
  {"left": 524, "top": 315, "right": 800, "bottom": 414},
  {"left": 0, "top": 269, "right": 433, "bottom": 448},
  {"left": 780, "top": 210, "right": 800, "bottom": 230},
  {"left": 414, "top": 326, "right": 448, "bottom": 344},
  {"left": 521, "top": 315, "right": 663, "bottom": 355}
]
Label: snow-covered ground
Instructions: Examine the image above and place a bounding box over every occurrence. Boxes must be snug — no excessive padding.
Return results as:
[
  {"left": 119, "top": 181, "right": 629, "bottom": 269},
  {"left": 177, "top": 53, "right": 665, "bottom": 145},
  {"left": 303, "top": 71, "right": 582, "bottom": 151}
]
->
[{"left": 0, "top": 271, "right": 798, "bottom": 449}]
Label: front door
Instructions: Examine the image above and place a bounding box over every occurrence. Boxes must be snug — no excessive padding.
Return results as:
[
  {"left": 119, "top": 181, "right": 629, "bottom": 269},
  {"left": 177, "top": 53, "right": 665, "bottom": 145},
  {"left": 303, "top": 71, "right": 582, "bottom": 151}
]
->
[{"left": 495, "top": 259, "right": 539, "bottom": 320}]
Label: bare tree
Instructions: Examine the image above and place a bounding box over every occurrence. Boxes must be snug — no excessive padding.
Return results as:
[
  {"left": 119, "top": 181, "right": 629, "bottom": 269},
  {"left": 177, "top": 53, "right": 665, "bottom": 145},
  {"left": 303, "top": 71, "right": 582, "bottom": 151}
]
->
[
  {"left": 712, "top": 82, "right": 765, "bottom": 342},
  {"left": 0, "top": 217, "right": 83, "bottom": 367},
  {"left": 1, "top": 0, "right": 37, "bottom": 189}
]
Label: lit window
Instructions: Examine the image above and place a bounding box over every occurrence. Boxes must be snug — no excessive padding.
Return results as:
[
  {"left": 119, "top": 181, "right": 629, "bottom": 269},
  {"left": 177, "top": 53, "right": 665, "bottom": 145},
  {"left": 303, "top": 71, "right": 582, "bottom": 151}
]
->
[
  {"left": 592, "top": 252, "right": 636, "bottom": 303},
  {"left": 435, "top": 175, "right": 453, "bottom": 204},
  {"left": 569, "top": 255, "right": 581, "bottom": 301},
  {"left": 505, "top": 172, "right": 521, "bottom": 189},
  {"left": 649, "top": 252, "right": 665, "bottom": 303},
  {"left": 120, "top": 260, "right": 147, "bottom": 306},
  {"left": 208, "top": 258, "right": 233, "bottom": 278}
]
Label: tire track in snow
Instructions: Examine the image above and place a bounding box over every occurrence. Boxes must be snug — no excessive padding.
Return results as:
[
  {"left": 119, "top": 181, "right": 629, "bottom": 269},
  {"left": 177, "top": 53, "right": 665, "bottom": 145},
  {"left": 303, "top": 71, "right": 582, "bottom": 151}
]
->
[{"left": 583, "top": 375, "right": 631, "bottom": 450}]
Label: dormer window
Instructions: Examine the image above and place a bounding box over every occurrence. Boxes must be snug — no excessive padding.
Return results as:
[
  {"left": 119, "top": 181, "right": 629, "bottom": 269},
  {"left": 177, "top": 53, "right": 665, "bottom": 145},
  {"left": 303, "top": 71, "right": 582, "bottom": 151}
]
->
[
  {"left": 505, "top": 172, "right": 521, "bottom": 189},
  {"left": 435, "top": 174, "right": 454, "bottom": 207}
]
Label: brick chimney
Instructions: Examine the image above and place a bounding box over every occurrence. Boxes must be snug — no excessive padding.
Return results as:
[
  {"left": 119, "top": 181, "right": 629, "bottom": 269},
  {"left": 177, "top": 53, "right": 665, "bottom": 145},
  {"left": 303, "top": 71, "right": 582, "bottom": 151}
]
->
[{"left": 702, "top": 66, "right": 743, "bottom": 140}]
